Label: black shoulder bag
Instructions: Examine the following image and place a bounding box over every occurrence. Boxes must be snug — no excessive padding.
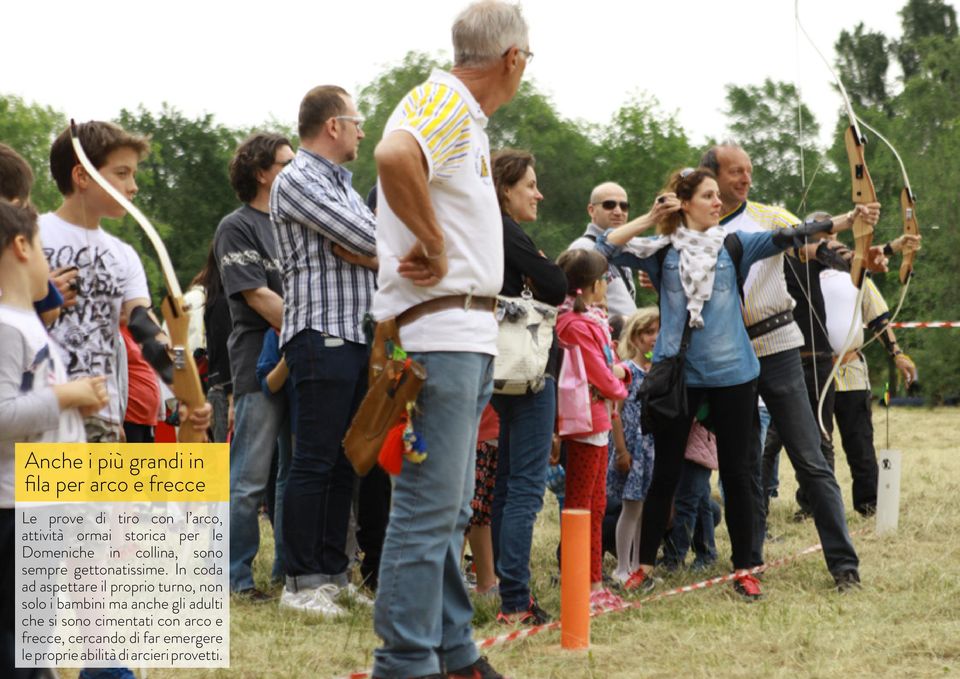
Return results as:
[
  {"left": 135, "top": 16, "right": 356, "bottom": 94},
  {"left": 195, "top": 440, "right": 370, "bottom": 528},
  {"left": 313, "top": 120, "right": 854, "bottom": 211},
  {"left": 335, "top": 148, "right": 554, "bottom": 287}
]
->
[{"left": 637, "top": 314, "right": 692, "bottom": 437}]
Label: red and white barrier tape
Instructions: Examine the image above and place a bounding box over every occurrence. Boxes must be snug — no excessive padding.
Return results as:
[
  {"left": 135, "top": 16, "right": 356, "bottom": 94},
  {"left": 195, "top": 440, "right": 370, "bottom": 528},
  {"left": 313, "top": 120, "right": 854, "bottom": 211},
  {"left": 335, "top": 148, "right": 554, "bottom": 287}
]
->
[
  {"left": 332, "top": 529, "right": 873, "bottom": 679},
  {"left": 889, "top": 321, "right": 960, "bottom": 328}
]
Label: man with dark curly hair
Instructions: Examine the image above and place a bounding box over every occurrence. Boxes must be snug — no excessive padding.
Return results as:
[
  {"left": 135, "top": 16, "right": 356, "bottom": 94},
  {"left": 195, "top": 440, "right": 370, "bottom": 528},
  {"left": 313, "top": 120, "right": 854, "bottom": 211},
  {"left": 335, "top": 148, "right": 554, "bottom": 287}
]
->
[{"left": 212, "top": 132, "right": 293, "bottom": 600}]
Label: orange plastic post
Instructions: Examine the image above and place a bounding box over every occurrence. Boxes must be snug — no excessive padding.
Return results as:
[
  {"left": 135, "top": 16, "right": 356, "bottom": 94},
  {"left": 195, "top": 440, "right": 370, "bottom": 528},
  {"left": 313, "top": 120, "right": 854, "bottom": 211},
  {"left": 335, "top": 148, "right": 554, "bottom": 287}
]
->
[{"left": 560, "top": 508, "right": 591, "bottom": 649}]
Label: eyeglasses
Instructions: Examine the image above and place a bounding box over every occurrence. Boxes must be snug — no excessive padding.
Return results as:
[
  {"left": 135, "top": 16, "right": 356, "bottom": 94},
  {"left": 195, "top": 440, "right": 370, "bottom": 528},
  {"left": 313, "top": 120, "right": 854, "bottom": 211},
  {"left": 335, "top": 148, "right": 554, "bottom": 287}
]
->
[
  {"left": 502, "top": 46, "right": 534, "bottom": 63},
  {"left": 335, "top": 115, "right": 365, "bottom": 130},
  {"left": 594, "top": 200, "right": 630, "bottom": 211}
]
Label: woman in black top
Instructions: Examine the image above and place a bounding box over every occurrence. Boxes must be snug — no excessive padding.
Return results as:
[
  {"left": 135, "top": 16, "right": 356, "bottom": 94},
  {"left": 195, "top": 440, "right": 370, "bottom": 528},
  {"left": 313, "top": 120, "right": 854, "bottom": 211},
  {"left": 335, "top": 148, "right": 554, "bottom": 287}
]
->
[{"left": 489, "top": 150, "right": 567, "bottom": 625}]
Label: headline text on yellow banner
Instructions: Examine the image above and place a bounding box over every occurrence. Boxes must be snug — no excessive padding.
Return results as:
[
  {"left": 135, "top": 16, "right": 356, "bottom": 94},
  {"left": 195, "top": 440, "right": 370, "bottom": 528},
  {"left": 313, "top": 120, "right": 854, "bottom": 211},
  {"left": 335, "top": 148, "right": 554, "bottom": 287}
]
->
[{"left": 15, "top": 443, "right": 229, "bottom": 502}]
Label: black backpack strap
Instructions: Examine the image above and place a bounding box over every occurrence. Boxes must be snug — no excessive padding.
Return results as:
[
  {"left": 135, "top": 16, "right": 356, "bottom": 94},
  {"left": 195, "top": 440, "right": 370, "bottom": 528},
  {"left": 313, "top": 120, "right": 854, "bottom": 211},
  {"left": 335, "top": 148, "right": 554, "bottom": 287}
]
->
[
  {"left": 585, "top": 232, "right": 636, "bottom": 297},
  {"left": 723, "top": 233, "right": 745, "bottom": 303}
]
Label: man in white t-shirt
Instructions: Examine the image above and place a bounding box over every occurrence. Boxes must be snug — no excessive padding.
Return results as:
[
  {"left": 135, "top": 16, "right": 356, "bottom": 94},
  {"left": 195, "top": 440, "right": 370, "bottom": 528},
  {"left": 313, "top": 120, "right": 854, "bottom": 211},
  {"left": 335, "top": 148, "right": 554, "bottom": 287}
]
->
[
  {"left": 821, "top": 236, "right": 917, "bottom": 516},
  {"left": 370, "top": 3, "right": 529, "bottom": 677}
]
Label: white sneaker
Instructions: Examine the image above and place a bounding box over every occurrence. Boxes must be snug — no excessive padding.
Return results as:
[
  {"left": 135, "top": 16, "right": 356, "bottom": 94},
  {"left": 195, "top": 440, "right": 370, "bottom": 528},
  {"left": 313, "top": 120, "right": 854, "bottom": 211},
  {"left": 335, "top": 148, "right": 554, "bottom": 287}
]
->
[
  {"left": 338, "top": 582, "right": 375, "bottom": 608},
  {"left": 279, "top": 584, "right": 345, "bottom": 618}
]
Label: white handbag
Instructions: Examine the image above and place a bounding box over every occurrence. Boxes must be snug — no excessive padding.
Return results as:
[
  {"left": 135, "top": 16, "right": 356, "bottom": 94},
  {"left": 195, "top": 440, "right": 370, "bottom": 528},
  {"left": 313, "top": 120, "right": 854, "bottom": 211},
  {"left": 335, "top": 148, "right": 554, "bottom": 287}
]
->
[{"left": 493, "top": 288, "right": 558, "bottom": 395}]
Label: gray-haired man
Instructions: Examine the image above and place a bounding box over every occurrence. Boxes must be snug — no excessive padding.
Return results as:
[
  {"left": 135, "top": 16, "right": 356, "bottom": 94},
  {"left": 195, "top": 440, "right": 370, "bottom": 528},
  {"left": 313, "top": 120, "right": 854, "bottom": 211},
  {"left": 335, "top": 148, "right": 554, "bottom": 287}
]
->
[{"left": 370, "top": 2, "right": 530, "bottom": 677}]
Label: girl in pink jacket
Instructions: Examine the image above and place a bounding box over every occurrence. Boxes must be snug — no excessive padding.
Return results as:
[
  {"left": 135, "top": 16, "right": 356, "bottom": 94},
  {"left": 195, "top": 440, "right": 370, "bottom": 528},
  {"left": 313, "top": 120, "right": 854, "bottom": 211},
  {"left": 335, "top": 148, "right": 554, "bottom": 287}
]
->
[{"left": 556, "top": 249, "right": 631, "bottom": 611}]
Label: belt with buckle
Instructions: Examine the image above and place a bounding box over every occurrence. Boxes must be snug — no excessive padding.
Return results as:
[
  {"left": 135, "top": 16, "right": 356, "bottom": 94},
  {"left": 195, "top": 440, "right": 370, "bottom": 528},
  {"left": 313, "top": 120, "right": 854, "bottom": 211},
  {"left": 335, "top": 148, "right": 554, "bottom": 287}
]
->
[{"left": 396, "top": 294, "right": 497, "bottom": 328}]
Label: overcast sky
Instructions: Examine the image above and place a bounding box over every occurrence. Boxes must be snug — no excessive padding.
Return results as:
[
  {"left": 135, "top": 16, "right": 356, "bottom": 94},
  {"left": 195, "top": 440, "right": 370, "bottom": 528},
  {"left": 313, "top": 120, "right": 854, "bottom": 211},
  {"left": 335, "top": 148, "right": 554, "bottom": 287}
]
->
[{"left": 3, "top": 0, "right": 935, "bottom": 149}]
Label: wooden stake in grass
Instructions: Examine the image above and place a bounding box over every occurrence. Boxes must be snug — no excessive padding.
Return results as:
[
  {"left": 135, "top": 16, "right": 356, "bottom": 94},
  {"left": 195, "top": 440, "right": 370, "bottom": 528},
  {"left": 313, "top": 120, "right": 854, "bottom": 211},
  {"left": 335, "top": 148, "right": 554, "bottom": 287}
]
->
[
  {"left": 560, "top": 509, "right": 590, "bottom": 649},
  {"left": 876, "top": 449, "right": 902, "bottom": 533}
]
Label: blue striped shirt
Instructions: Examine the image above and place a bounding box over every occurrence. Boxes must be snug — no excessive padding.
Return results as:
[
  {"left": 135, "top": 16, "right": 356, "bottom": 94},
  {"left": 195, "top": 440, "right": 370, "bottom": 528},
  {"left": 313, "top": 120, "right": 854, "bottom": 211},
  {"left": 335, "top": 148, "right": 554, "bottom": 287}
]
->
[{"left": 270, "top": 148, "right": 377, "bottom": 347}]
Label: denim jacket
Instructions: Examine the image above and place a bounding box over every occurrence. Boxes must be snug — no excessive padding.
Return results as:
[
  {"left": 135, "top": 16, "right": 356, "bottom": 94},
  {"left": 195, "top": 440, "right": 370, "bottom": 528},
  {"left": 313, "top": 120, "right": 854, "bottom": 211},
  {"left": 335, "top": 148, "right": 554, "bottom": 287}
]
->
[{"left": 597, "top": 230, "right": 783, "bottom": 388}]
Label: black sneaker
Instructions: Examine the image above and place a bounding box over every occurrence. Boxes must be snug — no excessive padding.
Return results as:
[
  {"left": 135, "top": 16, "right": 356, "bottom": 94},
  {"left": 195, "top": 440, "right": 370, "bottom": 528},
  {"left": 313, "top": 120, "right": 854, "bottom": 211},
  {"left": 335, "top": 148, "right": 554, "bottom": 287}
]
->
[
  {"left": 528, "top": 596, "right": 552, "bottom": 623},
  {"left": 792, "top": 508, "right": 813, "bottom": 523},
  {"left": 448, "top": 655, "right": 505, "bottom": 679},
  {"left": 496, "top": 596, "right": 551, "bottom": 625},
  {"left": 834, "top": 569, "right": 862, "bottom": 593}
]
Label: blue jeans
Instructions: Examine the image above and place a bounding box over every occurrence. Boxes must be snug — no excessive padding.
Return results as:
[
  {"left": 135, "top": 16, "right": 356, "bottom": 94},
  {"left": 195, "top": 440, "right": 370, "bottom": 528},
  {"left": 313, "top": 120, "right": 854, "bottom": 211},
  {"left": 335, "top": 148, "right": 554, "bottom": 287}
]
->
[
  {"left": 283, "top": 330, "right": 367, "bottom": 588},
  {"left": 229, "top": 389, "right": 286, "bottom": 591},
  {"left": 754, "top": 350, "right": 858, "bottom": 576},
  {"left": 758, "top": 404, "right": 776, "bottom": 496},
  {"left": 663, "top": 460, "right": 715, "bottom": 566},
  {"left": 78, "top": 670, "right": 134, "bottom": 679},
  {"left": 490, "top": 380, "right": 556, "bottom": 613},
  {"left": 373, "top": 352, "right": 493, "bottom": 678},
  {"left": 271, "top": 412, "right": 293, "bottom": 582}
]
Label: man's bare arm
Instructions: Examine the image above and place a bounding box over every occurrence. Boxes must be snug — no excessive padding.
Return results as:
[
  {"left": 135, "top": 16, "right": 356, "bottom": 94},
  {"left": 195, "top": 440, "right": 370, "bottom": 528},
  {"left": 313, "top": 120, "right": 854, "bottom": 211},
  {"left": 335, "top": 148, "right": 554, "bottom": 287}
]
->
[
  {"left": 240, "top": 287, "right": 283, "bottom": 329},
  {"left": 375, "top": 131, "right": 448, "bottom": 286}
]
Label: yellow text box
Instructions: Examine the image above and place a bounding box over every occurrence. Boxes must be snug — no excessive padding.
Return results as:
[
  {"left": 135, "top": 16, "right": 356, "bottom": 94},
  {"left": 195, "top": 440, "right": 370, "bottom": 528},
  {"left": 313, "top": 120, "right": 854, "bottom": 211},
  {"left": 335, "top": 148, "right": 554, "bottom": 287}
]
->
[{"left": 15, "top": 443, "right": 229, "bottom": 503}]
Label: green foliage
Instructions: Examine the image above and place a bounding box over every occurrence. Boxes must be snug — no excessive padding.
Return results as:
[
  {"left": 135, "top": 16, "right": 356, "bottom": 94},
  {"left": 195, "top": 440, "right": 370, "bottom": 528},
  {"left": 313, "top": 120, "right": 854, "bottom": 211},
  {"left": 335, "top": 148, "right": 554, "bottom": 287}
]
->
[
  {"left": 896, "top": 0, "right": 958, "bottom": 78},
  {"left": 349, "top": 52, "right": 694, "bottom": 258},
  {"left": 0, "top": 94, "right": 66, "bottom": 211},
  {"left": 599, "top": 94, "right": 694, "bottom": 215},
  {"left": 351, "top": 51, "right": 445, "bottom": 197},
  {"left": 827, "top": 6, "right": 960, "bottom": 403},
  {"left": 115, "top": 105, "right": 242, "bottom": 296},
  {"left": 488, "top": 81, "right": 599, "bottom": 257},
  {"left": 723, "top": 79, "right": 835, "bottom": 214},
  {"left": 835, "top": 24, "right": 893, "bottom": 111},
  {"left": 1, "top": 0, "right": 957, "bottom": 401}
]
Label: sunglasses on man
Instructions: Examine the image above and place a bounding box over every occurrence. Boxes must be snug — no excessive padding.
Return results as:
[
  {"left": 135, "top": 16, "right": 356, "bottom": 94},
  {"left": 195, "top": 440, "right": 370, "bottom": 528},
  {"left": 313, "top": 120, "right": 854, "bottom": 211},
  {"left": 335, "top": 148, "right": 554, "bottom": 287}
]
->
[{"left": 594, "top": 200, "right": 630, "bottom": 211}]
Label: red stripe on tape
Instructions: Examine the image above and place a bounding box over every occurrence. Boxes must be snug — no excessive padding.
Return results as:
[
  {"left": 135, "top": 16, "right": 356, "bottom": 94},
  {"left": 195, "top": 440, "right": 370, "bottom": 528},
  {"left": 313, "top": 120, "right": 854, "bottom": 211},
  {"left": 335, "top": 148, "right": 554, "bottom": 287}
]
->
[{"left": 890, "top": 321, "right": 960, "bottom": 328}]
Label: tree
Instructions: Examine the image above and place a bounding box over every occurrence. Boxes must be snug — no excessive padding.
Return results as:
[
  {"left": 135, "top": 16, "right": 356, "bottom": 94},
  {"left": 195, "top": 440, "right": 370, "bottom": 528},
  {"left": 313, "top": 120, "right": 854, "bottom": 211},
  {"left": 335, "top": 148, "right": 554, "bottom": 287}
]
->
[
  {"left": 488, "top": 81, "right": 599, "bottom": 257},
  {"left": 896, "top": 0, "right": 958, "bottom": 79},
  {"left": 351, "top": 52, "right": 602, "bottom": 257},
  {"left": 723, "top": 79, "right": 835, "bottom": 213},
  {"left": 0, "top": 95, "right": 66, "bottom": 211},
  {"left": 115, "top": 105, "right": 242, "bottom": 294},
  {"left": 835, "top": 24, "right": 893, "bottom": 112},
  {"left": 822, "top": 1, "right": 960, "bottom": 403},
  {"left": 351, "top": 51, "right": 444, "bottom": 197},
  {"left": 599, "top": 94, "right": 694, "bottom": 214}
]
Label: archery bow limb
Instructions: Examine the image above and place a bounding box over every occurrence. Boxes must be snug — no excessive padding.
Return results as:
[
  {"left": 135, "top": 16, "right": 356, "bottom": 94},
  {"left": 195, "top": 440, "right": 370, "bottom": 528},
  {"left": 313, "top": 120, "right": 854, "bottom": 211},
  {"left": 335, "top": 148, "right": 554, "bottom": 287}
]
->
[
  {"left": 848, "top": 115, "right": 921, "bottom": 355},
  {"left": 844, "top": 126, "right": 879, "bottom": 289},
  {"left": 69, "top": 120, "right": 207, "bottom": 442},
  {"left": 854, "top": 114, "right": 920, "bottom": 285}
]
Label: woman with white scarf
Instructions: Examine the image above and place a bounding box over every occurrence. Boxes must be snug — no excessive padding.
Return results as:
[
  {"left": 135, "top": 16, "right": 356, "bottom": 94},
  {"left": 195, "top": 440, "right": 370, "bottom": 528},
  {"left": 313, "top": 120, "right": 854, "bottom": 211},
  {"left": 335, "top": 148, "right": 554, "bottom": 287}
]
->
[{"left": 595, "top": 168, "right": 857, "bottom": 600}]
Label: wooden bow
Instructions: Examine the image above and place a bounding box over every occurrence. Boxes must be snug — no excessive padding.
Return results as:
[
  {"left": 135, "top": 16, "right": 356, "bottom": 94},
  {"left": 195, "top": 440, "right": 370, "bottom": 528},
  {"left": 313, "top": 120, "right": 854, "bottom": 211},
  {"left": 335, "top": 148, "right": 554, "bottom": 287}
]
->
[
  {"left": 843, "top": 123, "right": 879, "bottom": 289},
  {"left": 69, "top": 120, "right": 207, "bottom": 442},
  {"left": 852, "top": 115, "right": 920, "bottom": 352}
]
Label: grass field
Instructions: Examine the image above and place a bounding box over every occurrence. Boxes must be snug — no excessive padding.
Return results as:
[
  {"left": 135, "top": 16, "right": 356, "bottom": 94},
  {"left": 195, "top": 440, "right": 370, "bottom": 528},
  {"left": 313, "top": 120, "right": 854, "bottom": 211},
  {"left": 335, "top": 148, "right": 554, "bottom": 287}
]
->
[{"left": 65, "top": 407, "right": 960, "bottom": 678}]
